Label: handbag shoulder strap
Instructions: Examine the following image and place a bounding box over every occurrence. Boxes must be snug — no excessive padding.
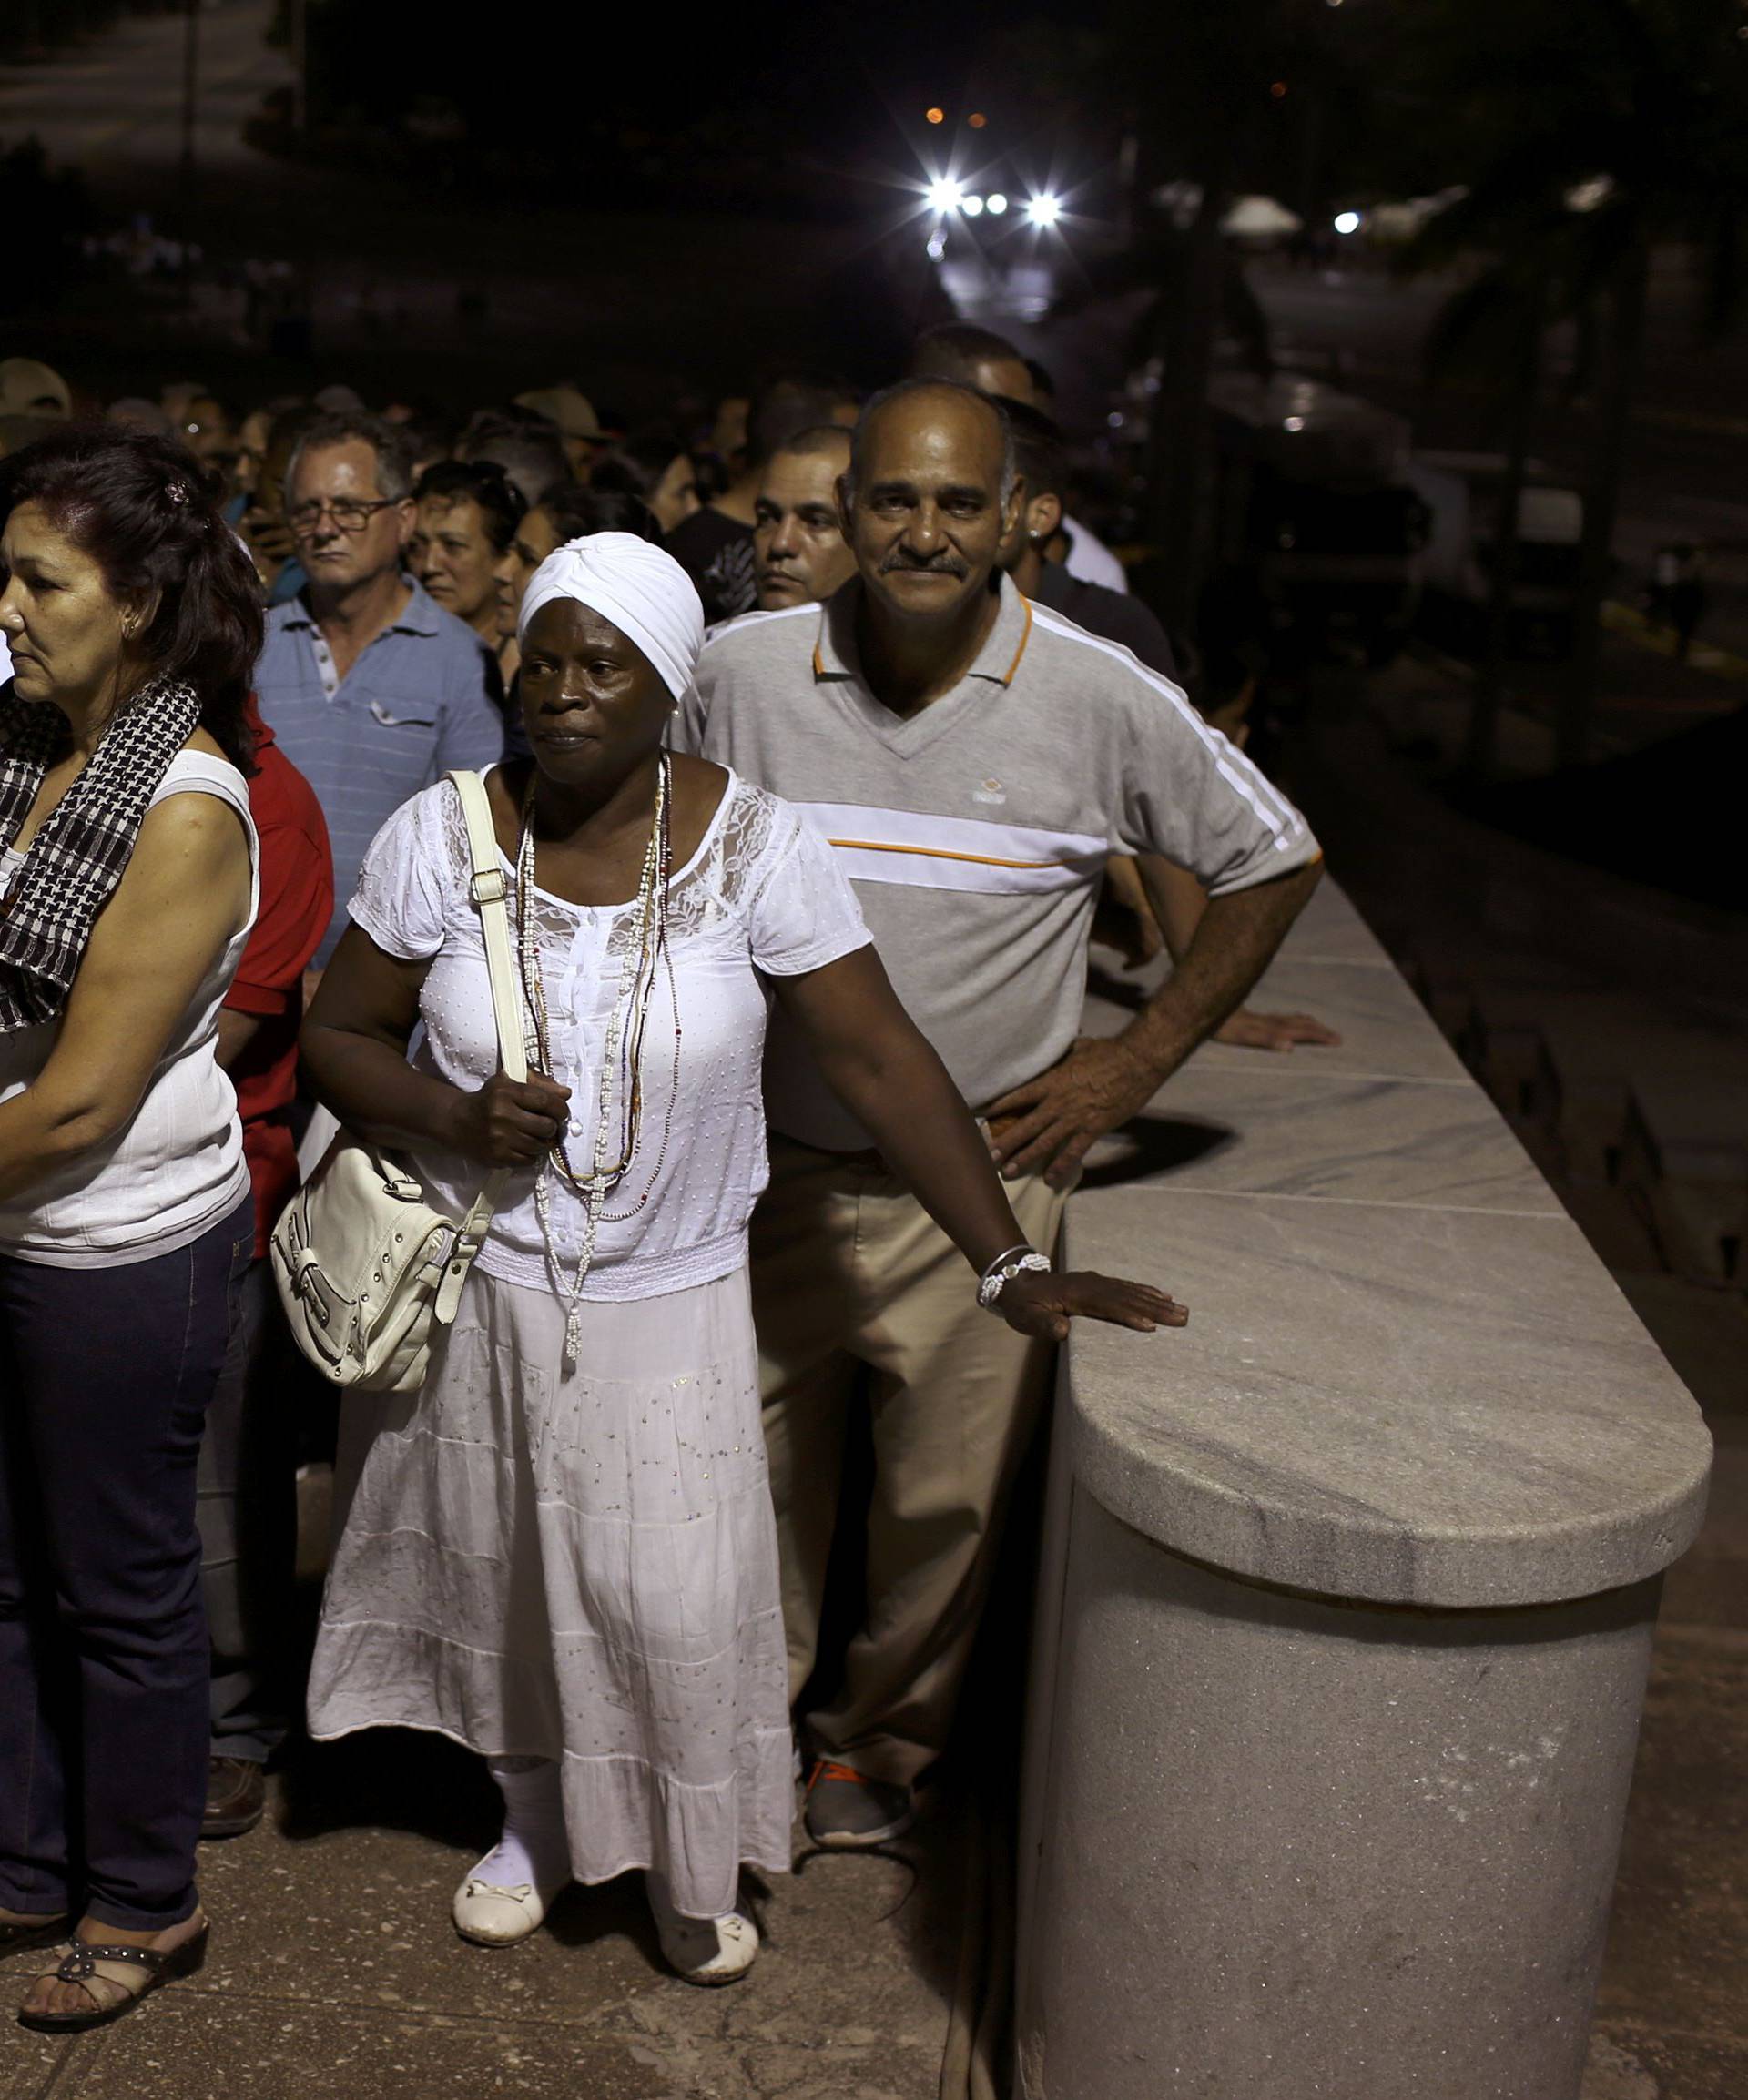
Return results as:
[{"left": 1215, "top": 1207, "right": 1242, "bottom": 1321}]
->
[
  {"left": 434, "top": 769, "right": 527, "bottom": 1321},
  {"left": 449, "top": 768, "right": 528, "bottom": 1085}
]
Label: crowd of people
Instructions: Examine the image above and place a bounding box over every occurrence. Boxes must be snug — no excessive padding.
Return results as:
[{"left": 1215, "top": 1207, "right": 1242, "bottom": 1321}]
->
[{"left": 0, "top": 325, "right": 1333, "bottom": 2028}]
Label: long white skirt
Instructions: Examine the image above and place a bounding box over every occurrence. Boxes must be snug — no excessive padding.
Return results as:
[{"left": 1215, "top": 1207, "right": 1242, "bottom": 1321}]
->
[{"left": 305, "top": 1263, "right": 794, "bottom": 1920}]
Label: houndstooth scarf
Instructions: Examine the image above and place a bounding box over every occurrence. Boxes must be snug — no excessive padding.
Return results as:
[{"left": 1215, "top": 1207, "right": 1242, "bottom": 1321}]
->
[{"left": 0, "top": 675, "right": 201, "bottom": 1035}]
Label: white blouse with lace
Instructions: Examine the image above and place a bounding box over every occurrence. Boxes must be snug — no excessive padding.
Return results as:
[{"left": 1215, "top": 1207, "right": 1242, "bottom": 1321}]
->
[{"left": 349, "top": 767, "right": 870, "bottom": 1302}]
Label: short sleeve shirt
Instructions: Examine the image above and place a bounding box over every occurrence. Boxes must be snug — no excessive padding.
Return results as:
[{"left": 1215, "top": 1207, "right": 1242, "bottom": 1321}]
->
[
  {"left": 253, "top": 578, "right": 505, "bottom": 965},
  {"left": 677, "top": 575, "right": 1320, "bottom": 1149},
  {"left": 349, "top": 768, "right": 869, "bottom": 1299},
  {"left": 224, "top": 720, "right": 334, "bottom": 1255}
]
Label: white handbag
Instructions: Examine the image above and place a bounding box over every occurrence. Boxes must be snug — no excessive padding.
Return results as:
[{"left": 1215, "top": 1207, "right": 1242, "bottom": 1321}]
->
[{"left": 271, "top": 769, "right": 528, "bottom": 1394}]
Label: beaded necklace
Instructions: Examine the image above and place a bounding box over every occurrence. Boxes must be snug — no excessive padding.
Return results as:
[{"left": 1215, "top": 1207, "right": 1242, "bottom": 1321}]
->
[{"left": 513, "top": 753, "right": 681, "bottom": 1362}]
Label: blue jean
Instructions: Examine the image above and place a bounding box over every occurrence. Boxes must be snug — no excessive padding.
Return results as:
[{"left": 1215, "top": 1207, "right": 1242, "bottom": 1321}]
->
[
  {"left": 0, "top": 1196, "right": 254, "bottom": 1929},
  {"left": 198, "top": 1257, "right": 298, "bottom": 1763}
]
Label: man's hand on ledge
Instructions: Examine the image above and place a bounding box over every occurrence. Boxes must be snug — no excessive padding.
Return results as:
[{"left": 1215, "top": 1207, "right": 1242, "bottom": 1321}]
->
[
  {"left": 1214, "top": 1008, "right": 1343, "bottom": 1053},
  {"left": 986, "top": 1035, "right": 1161, "bottom": 1191}
]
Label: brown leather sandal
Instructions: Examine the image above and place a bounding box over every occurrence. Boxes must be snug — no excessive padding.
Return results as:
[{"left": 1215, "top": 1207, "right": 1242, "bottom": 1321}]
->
[{"left": 18, "top": 1922, "right": 208, "bottom": 2033}]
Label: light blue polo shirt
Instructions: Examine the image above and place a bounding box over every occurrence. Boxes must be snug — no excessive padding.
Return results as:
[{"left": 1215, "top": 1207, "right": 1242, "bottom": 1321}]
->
[{"left": 255, "top": 578, "right": 505, "bottom": 963}]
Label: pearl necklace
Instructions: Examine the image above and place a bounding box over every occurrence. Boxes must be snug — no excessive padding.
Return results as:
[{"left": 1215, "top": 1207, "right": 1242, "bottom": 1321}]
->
[{"left": 514, "top": 755, "right": 677, "bottom": 1363}]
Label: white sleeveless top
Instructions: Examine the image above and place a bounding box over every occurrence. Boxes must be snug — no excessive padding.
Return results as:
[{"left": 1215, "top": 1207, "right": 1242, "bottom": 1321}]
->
[{"left": 0, "top": 750, "right": 260, "bottom": 1266}]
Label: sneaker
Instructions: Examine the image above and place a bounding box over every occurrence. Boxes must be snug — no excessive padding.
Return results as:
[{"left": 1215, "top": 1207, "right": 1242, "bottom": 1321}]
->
[
  {"left": 803, "top": 1760, "right": 916, "bottom": 1849},
  {"left": 201, "top": 1756, "right": 266, "bottom": 1841}
]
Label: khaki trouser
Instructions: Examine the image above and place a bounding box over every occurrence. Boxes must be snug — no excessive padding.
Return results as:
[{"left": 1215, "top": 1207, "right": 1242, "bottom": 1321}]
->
[{"left": 750, "top": 1134, "right": 1069, "bottom": 1788}]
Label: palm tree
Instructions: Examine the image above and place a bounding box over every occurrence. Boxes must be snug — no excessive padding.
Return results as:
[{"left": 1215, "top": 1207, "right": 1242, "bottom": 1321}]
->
[{"left": 1392, "top": 0, "right": 1748, "bottom": 770}]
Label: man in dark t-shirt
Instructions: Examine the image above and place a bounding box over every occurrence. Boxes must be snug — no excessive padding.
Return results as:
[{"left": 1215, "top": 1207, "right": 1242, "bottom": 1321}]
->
[
  {"left": 995, "top": 396, "right": 1176, "bottom": 676},
  {"left": 668, "top": 375, "right": 858, "bottom": 622}
]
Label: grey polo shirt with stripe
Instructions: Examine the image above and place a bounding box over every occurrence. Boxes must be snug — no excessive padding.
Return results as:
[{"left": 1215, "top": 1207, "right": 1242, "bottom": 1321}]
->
[{"left": 676, "top": 573, "right": 1320, "bottom": 1151}]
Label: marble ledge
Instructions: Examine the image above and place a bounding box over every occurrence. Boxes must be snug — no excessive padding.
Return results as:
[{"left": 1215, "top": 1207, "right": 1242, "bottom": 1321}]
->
[
  {"left": 1274, "top": 875, "right": 1399, "bottom": 969},
  {"left": 1084, "top": 952, "right": 1472, "bottom": 1088},
  {"left": 1063, "top": 1187, "right": 1712, "bottom": 1609},
  {"left": 1083, "top": 1063, "right": 1562, "bottom": 1216}
]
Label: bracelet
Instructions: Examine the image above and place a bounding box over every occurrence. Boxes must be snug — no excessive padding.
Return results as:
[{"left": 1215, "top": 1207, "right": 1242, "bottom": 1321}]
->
[{"left": 978, "top": 1247, "right": 1052, "bottom": 1310}]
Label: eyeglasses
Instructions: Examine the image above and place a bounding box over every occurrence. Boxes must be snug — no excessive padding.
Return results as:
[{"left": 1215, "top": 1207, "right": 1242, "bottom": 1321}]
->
[{"left": 286, "top": 496, "right": 400, "bottom": 536}]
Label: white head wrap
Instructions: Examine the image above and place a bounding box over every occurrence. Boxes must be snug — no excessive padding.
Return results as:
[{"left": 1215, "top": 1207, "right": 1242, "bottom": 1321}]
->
[{"left": 517, "top": 532, "right": 705, "bottom": 701}]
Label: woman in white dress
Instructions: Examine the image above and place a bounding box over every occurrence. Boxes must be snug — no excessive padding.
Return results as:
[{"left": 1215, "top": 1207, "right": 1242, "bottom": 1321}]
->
[{"left": 300, "top": 533, "right": 1181, "bottom": 1983}]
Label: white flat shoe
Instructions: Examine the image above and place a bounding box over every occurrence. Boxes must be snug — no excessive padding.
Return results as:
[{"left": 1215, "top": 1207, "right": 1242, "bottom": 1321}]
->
[
  {"left": 645, "top": 1874, "right": 759, "bottom": 1986},
  {"left": 452, "top": 1854, "right": 566, "bottom": 1947}
]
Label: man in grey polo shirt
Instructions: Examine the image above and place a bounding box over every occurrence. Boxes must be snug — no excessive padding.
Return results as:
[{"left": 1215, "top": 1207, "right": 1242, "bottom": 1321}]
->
[
  {"left": 253, "top": 410, "right": 504, "bottom": 965},
  {"left": 676, "top": 377, "right": 1323, "bottom": 1847}
]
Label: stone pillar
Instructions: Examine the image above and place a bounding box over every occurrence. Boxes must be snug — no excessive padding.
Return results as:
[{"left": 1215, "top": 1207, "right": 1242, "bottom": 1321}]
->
[
  {"left": 1019, "top": 1484, "right": 1661, "bottom": 2100},
  {"left": 1017, "top": 881, "right": 1712, "bottom": 2098}
]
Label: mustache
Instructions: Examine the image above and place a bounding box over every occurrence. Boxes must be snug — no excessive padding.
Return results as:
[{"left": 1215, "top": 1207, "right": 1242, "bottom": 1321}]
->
[{"left": 880, "top": 547, "right": 967, "bottom": 575}]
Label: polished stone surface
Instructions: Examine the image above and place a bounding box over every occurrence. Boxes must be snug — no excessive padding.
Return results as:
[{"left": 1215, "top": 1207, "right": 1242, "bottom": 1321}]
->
[
  {"left": 1085, "top": 950, "right": 1474, "bottom": 1086},
  {"left": 1089, "top": 1063, "right": 1563, "bottom": 1214},
  {"left": 1064, "top": 878, "right": 1712, "bottom": 1608},
  {"left": 1264, "top": 875, "right": 1397, "bottom": 969},
  {"left": 1065, "top": 1188, "right": 1710, "bottom": 1607}
]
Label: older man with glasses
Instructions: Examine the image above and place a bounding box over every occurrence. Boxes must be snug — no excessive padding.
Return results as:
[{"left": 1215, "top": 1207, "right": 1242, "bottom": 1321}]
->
[{"left": 253, "top": 411, "right": 505, "bottom": 966}]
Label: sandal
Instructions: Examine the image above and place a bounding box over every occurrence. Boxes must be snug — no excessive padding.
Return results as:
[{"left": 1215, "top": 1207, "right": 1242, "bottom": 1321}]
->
[
  {"left": 18, "top": 1922, "right": 208, "bottom": 2033},
  {"left": 0, "top": 1915, "right": 70, "bottom": 1959}
]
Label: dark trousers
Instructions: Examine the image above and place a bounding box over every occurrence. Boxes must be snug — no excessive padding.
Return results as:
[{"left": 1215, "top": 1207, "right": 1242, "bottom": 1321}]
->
[
  {"left": 198, "top": 1257, "right": 297, "bottom": 1764},
  {"left": 0, "top": 1197, "right": 253, "bottom": 1930}
]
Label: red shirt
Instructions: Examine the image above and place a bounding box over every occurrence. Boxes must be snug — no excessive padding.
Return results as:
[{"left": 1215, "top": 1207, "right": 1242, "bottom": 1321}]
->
[{"left": 225, "top": 710, "right": 333, "bottom": 1256}]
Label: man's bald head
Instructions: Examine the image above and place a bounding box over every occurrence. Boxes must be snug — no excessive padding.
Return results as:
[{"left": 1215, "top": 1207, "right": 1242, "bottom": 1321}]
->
[
  {"left": 844, "top": 379, "right": 1016, "bottom": 509},
  {"left": 839, "top": 379, "right": 1023, "bottom": 627}
]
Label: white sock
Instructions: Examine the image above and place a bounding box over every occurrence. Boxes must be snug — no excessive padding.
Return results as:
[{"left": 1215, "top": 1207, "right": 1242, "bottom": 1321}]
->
[{"left": 473, "top": 1756, "right": 570, "bottom": 1892}]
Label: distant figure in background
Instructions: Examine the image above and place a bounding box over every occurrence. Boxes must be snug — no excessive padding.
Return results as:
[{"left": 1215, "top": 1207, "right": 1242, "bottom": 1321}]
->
[
  {"left": 1650, "top": 542, "right": 1708, "bottom": 663},
  {"left": 590, "top": 429, "right": 701, "bottom": 535},
  {"left": 667, "top": 378, "right": 859, "bottom": 624},
  {"left": 176, "top": 396, "right": 233, "bottom": 470},
  {"left": 996, "top": 399, "right": 1175, "bottom": 675},
  {"left": 198, "top": 704, "right": 332, "bottom": 1842},
  {"left": 910, "top": 326, "right": 1131, "bottom": 594},
  {"left": 753, "top": 425, "right": 856, "bottom": 612},
  {"left": 409, "top": 460, "right": 526, "bottom": 647},
  {"left": 456, "top": 408, "right": 568, "bottom": 512},
  {"left": 0, "top": 359, "right": 72, "bottom": 421},
  {"left": 496, "top": 485, "right": 664, "bottom": 686},
  {"left": 514, "top": 385, "right": 607, "bottom": 479},
  {"left": 252, "top": 411, "right": 503, "bottom": 966},
  {"left": 235, "top": 406, "right": 314, "bottom": 605},
  {"left": 107, "top": 398, "right": 174, "bottom": 439}
]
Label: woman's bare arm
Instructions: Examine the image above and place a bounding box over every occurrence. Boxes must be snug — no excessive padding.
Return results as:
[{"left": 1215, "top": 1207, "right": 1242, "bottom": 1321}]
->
[
  {"left": 0, "top": 794, "right": 250, "bottom": 1202},
  {"left": 300, "top": 922, "right": 571, "bottom": 1168},
  {"left": 774, "top": 947, "right": 1185, "bottom": 1343}
]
